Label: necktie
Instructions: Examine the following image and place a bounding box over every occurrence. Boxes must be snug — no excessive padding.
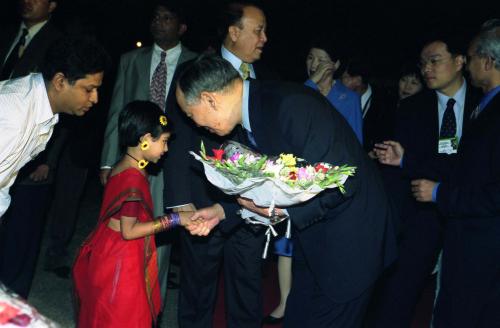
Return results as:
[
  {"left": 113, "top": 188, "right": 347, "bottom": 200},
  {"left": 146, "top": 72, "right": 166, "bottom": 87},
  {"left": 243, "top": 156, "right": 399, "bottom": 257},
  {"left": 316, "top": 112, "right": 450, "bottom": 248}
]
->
[
  {"left": 246, "top": 129, "right": 258, "bottom": 148},
  {"left": 440, "top": 98, "right": 456, "bottom": 138},
  {"left": 150, "top": 51, "right": 167, "bottom": 111},
  {"left": 239, "top": 62, "right": 250, "bottom": 80},
  {"left": 0, "top": 28, "right": 29, "bottom": 80}
]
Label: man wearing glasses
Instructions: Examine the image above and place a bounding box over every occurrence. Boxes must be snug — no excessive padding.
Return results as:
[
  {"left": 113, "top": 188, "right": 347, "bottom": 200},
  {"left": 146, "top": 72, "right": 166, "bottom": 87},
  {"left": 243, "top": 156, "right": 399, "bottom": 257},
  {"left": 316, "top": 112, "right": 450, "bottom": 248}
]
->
[{"left": 369, "top": 35, "right": 481, "bottom": 327}]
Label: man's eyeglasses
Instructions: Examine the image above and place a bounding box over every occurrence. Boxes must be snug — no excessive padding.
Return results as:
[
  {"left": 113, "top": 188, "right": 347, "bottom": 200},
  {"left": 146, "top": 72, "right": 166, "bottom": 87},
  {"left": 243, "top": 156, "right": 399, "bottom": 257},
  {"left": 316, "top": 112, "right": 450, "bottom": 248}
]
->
[{"left": 418, "top": 56, "right": 453, "bottom": 69}]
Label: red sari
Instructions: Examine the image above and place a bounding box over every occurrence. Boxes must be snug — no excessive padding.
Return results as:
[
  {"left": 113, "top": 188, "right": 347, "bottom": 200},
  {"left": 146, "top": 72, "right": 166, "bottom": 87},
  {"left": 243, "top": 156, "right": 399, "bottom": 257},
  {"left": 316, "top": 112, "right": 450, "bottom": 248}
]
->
[{"left": 73, "top": 168, "right": 161, "bottom": 328}]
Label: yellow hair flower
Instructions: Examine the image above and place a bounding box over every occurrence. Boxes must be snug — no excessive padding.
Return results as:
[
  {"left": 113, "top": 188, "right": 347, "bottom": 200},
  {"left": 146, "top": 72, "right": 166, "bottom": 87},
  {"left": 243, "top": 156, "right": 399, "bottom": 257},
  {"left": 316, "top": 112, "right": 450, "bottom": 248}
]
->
[
  {"left": 159, "top": 115, "right": 168, "bottom": 126},
  {"left": 280, "top": 153, "right": 296, "bottom": 167}
]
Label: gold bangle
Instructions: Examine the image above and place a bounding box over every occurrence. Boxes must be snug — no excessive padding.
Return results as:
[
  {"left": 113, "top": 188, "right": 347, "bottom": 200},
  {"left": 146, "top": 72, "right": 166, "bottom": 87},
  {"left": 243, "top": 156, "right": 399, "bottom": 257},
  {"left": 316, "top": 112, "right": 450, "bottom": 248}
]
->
[{"left": 152, "top": 219, "right": 163, "bottom": 234}]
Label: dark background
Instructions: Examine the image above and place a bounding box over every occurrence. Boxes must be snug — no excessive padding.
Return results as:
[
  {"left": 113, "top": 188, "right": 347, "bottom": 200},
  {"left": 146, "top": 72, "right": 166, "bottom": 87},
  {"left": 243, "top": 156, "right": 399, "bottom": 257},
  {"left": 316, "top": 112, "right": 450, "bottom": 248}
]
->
[
  {"left": 2, "top": 0, "right": 499, "bottom": 82},
  {"left": 1, "top": 0, "right": 498, "bottom": 167}
]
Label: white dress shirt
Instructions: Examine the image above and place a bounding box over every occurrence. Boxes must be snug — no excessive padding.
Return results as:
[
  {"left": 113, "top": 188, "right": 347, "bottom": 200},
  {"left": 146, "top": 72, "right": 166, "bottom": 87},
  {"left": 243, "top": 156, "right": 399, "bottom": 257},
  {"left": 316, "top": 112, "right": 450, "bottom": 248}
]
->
[{"left": 0, "top": 73, "right": 58, "bottom": 218}]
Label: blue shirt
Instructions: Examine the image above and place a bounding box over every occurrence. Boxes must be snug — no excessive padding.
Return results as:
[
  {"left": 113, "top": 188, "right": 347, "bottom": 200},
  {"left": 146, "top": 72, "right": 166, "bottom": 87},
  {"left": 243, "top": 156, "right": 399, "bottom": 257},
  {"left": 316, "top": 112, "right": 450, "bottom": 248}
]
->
[{"left": 304, "top": 79, "right": 363, "bottom": 143}]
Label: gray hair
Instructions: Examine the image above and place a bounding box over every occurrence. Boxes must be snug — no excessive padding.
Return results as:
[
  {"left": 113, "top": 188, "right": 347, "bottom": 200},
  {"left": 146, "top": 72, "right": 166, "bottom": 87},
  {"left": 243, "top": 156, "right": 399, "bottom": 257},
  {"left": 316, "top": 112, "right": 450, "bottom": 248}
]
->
[
  {"left": 177, "top": 54, "right": 241, "bottom": 104},
  {"left": 474, "top": 27, "right": 500, "bottom": 70}
]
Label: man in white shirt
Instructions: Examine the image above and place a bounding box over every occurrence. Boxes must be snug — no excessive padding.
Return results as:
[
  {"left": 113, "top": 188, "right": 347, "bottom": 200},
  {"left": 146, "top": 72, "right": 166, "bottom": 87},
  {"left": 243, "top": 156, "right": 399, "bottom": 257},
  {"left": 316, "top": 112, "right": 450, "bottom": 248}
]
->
[{"left": 0, "top": 36, "right": 110, "bottom": 219}]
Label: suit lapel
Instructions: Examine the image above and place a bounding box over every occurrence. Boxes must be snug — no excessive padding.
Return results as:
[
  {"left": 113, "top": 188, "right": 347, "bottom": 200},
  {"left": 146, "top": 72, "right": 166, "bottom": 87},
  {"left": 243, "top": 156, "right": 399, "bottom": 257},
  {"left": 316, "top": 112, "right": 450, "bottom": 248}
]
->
[
  {"left": 247, "top": 80, "right": 265, "bottom": 151},
  {"left": 133, "top": 47, "right": 153, "bottom": 100}
]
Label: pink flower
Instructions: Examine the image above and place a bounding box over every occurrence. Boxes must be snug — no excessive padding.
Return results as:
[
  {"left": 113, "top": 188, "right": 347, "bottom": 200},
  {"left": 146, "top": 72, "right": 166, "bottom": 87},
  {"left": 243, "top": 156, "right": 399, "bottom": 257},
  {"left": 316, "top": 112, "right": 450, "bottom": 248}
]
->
[{"left": 230, "top": 152, "right": 241, "bottom": 162}]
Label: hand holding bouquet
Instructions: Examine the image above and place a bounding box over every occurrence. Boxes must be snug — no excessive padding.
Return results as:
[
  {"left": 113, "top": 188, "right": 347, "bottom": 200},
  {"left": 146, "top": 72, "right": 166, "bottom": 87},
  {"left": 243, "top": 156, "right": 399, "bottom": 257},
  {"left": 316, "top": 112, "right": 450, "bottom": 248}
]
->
[{"left": 191, "top": 140, "right": 355, "bottom": 256}]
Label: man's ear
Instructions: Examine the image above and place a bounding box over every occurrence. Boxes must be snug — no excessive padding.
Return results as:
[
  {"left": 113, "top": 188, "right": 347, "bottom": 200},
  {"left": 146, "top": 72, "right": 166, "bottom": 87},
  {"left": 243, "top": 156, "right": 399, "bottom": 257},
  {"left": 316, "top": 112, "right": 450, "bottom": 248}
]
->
[
  {"left": 333, "top": 60, "right": 341, "bottom": 71},
  {"left": 48, "top": 1, "right": 57, "bottom": 14},
  {"left": 178, "top": 23, "right": 187, "bottom": 37},
  {"left": 484, "top": 56, "right": 495, "bottom": 71},
  {"left": 455, "top": 55, "right": 466, "bottom": 70},
  {"left": 200, "top": 91, "right": 217, "bottom": 110},
  {"left": 228, "top": 25, "right": 241, "bottom": 42},
  {"left": 51, "top": 72, "right": 66, "bottom": 91}
]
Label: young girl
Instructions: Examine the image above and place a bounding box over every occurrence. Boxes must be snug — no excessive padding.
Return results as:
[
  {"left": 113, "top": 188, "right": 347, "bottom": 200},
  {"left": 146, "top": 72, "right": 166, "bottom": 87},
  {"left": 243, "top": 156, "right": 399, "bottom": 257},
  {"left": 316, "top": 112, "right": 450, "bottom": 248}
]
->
[{"left": 73, "top": 101, "right": 199, "bottom": 327}]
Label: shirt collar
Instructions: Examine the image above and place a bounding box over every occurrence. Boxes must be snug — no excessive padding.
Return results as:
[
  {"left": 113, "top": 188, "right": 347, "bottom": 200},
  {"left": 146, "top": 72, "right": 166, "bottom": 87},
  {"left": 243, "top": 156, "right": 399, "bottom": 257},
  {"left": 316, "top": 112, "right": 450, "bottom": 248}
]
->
[
  {"left": 33, "top": 73, "right": 58, "bottom": 125},
  {"left": 241, "top": 80, "right": 251, "bottom": 131},
  {"left": 479, "top": 85, "right": 500, "bottom": 112},
  {"left": 21, "top": 20, "right": 48, "bottom": 40},
  {"left": 153, "top": 42, "right": 182, "bottom": 58},
  {"left": 361, "top": 84, "right": 372, "bottom": 108},
  {"left": 221, "top": 45, "right": 255, "bottom": 79},
  {"left": 436, "top": 78, "right": 467, "bottom": 110}
]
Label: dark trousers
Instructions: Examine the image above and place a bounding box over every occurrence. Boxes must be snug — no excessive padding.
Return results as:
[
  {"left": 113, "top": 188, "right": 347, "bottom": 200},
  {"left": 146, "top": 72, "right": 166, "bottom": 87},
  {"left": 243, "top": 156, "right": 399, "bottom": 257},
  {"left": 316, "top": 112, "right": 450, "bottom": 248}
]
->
[
  {"left": 45, "top": 150, "right": 88, "bottom": 268},
  {"left": 178, "top": 224, "right": 265, "bottom": 328},
  {"left": 0, "top": 184, "right": 50, "bottom": 298},
  {"left": 284, "top": 237, "right": 372, "bottom": 328},
  {"left": 367, "top": 208, "right": 442, "bottom": 328}
]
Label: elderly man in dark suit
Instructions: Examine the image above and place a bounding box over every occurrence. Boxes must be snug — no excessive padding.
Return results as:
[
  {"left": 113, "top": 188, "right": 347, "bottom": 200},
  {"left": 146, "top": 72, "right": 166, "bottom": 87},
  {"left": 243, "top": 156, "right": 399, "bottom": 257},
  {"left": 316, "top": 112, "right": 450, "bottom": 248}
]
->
[
  {"left": 166, "top": 3, "right": 276, "bottom": 327},
  {"left": 398, "top": 26, "right": 500, "bottom": 328},
  {"left": 98, "top": 0, "right": 196, "bottom": 306},
  {"left": 175, "top": 54, "right": 397, "bottom": 328}
]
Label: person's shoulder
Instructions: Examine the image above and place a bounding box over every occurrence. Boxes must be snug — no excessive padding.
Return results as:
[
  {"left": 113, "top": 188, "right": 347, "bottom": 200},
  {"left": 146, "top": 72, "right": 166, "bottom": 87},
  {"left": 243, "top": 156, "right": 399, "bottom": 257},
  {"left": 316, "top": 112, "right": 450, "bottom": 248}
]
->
[
  {"left": 399, "top": 89, "right": 434, "bottom": 111},
  {"left": 120, "top": 46, "right": 152, "bottom": 62},
  {"left": 180, "top": 46, "right": 198, "bottom": 61}
]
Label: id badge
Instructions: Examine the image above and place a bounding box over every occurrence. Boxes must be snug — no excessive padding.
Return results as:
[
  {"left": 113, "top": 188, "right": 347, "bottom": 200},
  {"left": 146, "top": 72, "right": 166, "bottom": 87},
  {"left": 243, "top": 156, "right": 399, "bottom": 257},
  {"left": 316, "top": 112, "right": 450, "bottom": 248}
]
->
[{"left": 438, "top": 137, "right": 458, "bottom": 154}]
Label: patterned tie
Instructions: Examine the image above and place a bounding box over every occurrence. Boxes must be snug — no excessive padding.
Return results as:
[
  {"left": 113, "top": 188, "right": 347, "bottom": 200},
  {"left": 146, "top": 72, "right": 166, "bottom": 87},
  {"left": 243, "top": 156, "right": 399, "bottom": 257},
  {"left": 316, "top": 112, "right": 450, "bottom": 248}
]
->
[
  {"left": 150, "top": 51, "right": 167, "bottom": 111},
  {"left": 440, "top": 98, "right": 456, "bottom": 138},
  {"left": 0, "top": 28, "right": 28, "bottom": 80},
  {"left": 239, "top": 62, "right": 250, "bottom": 80}
]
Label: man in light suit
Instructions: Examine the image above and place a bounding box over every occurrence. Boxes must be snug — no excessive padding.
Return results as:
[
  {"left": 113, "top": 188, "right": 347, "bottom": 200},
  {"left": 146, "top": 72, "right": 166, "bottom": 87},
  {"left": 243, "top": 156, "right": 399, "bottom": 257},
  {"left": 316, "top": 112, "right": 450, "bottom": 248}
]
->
[
  {"left": 176, "top": 55, "right": 397, "bottom": 328},
  {"left": 99, "top": 0, "right": 196, "bottom": 305}
]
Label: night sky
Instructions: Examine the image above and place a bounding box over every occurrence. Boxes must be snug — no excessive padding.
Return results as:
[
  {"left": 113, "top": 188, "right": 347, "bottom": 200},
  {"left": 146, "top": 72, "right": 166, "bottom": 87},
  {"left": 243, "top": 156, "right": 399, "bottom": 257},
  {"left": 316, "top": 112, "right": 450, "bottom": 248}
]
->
[{"left": 2, "top": 0, "right": 498, "bottom": 82}]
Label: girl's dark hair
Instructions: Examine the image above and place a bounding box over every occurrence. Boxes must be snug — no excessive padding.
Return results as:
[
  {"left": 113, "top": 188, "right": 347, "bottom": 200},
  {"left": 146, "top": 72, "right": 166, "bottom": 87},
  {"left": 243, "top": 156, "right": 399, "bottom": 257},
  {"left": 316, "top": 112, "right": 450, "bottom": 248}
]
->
[{"left": 118, "top": 101, "right": 170, "bottom": 151}]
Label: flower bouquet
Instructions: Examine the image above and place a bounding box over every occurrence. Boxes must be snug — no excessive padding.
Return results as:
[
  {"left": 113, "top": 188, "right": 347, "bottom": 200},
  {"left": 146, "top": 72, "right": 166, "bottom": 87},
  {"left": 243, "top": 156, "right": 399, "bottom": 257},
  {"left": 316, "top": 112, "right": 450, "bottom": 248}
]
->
[
  {"left": 0, "top": 283, "right": 59, "bottom": 327},
  {"left": 190, "top": 140, "right": 356, "bottom": 256}
]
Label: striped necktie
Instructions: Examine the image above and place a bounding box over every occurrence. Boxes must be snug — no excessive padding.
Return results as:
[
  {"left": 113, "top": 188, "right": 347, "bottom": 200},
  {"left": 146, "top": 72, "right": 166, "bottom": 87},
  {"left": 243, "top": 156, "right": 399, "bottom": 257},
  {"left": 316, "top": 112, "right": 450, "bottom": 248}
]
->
[{"left": 239, "top": 62, "right": 250, "bottom": 80}]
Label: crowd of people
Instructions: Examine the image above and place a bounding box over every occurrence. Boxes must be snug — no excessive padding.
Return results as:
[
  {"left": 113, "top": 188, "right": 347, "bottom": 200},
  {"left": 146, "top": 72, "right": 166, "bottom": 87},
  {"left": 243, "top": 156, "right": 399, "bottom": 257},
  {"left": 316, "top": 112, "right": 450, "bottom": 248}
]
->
[{"left": 0, "top": 0, "right": 499, "bottom": 327}]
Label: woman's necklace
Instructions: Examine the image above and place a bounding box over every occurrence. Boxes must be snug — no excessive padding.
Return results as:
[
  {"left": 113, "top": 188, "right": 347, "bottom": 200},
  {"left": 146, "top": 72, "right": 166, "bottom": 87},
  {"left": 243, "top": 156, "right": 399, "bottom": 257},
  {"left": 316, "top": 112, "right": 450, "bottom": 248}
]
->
[{"left": 126, "top": 153, "right": 149, "bottom": 169}]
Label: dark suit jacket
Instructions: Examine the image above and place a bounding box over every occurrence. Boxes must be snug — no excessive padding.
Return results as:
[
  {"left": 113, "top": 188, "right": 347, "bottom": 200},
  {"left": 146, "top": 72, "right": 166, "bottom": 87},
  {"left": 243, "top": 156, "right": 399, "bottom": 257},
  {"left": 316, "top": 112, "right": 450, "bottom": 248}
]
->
[
  {"left": 390, "top": 85, "right": 481, "bottom": 227},
  {"left": 0, "top": 21, "right": 62, "bottom": 78},
  {"left": 435, "top": 91, "right": 500, "bottom": 326},
  {"left": 396, "top": 86, "right": 480, "bottom": 182},
  {"left": 0, "top": 21, "right": 63, "bottom": 185},
  {"left": 163, "top": 53, "right": 278, "bottom": 233},
  {"left": 221, "top": 80, "right": 397, "bottom": 302},
  {"left": 363, "top": 86, "right": 395, "bottom": 151}
]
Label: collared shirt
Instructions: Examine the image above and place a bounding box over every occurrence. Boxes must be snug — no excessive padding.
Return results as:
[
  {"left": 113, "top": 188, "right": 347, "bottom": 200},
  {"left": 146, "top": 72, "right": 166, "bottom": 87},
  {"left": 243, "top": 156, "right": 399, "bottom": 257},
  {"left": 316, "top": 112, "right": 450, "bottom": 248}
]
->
[
  {"left": 3, "top": 20, "right": 49, "bottom": 65},
  {"left": 361, "top": 84, "right": 373, "bottom": 118},
  {"left": 436, "top": 78, "right": 467, "bottom": 141},
  {"left": 241, "top": 80, "right": 251, "bottom": 131},
  {"left": 0, "top": 73, "right": 58, "bottom": 218},
  {"left": 304, "top": 79, "right": 363, "bottom": 143},
  {"left": 149, "top": 42, "right": 182, "bottom": 104},
  {"left": 221, "top": 45, "right": 256, "bottom": 79}
]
